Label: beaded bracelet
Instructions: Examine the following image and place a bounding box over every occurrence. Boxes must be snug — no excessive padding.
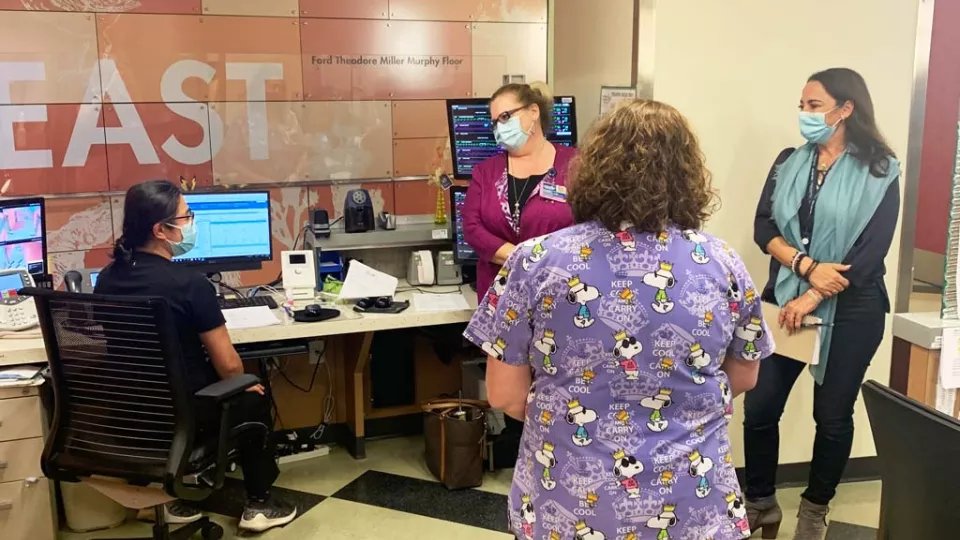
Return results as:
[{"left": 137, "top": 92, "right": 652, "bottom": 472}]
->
[{"left": 791, "top": 252, "right": 806, "bottom": 275}]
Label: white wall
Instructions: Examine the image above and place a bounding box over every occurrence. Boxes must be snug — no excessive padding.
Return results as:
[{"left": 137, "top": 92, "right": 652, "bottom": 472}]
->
[
  {"left": 653, "top": 0, "right": 920, "bottom": 464},
  {"left": 552, "top": 0, "right": 635, "bottom": 140}
]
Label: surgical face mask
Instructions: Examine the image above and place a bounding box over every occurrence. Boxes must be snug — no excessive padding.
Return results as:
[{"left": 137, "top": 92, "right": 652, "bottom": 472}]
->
[
  {"left": 798, "top": 106, "right": 841, "bottom": 144},
  {"left": 166, "top": 219, "right": 197, "bottom": 257},
  {"left": 494, "top": 116, "right": 531, "bottom": 152}
]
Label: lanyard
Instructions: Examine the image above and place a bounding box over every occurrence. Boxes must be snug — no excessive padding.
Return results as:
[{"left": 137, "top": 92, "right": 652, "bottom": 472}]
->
[{"left": 801, "top": 153, "right": 832, "bottom": 243}]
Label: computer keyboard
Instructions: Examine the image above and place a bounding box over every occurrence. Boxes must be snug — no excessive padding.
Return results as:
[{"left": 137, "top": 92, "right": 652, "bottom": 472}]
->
[{"left": 218, "top": 295, "right": 278, "bottom": 311}]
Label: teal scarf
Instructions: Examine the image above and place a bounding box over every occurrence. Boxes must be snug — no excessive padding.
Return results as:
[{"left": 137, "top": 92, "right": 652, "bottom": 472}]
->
[{"left": 771, "top": 143, "right": 898, "bottom": 384}]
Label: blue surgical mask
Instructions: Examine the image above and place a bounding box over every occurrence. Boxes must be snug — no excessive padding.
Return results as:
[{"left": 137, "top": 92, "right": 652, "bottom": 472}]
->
[
  {"left": 798, "top": 107, "right": 841, "bottom": 144},
  {"left": 167, "top": 220, "right": 198, "bottom": 257},
  {"left": 494, "top": 116, "right": 530, "bottom": 152}
]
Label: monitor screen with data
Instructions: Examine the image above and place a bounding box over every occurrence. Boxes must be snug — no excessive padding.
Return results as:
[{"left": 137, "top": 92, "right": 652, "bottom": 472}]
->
[
  {"left": 0, "top": 197, "right": 46, "bottom": 276},
  {"left": 446, "top": 96, "right": 577, "bottom": 179},
  {"left": 175, "top": 191, "right": 272, "bottom": 272},
  {"left": 449, "top": 186, "right": 477, "bottom": 264}
]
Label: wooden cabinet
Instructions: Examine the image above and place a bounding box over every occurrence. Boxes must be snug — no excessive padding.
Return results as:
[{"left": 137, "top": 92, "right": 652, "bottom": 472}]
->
[{"left": 0, "top": 386, "right": 54, "bottom": 540}]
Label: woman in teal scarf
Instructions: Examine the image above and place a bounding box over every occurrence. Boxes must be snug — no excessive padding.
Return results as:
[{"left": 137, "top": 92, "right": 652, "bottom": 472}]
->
[{"left": 743, "top": 68, "right": 900, "bottom": 540}]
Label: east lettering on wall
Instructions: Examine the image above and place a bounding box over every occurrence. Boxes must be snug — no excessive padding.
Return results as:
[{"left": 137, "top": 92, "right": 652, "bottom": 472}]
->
[{"left": 0, "top": 1, "right": 547, "bottom": 287}]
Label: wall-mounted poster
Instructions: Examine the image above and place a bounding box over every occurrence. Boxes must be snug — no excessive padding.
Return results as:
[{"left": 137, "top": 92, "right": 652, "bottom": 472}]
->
[{"left": 600, "top": 86, "right": 637, "bottom": 116}]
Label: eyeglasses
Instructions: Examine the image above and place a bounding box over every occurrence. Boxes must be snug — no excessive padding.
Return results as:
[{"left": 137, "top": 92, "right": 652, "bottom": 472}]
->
[
  {"left": 167, "top": 209, "right": 195, "bottom": 223},
  {"left": 494, "top": 106, "right": 527, "bottom": 125}
]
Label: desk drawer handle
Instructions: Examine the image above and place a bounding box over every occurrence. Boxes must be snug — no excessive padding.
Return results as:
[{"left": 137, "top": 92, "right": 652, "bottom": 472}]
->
[
  {"left": 0, "top": 500, "right": 12, "bottom": 510},
  {"left": 24, "top": 477, "right": 38, "bottom": 486}
]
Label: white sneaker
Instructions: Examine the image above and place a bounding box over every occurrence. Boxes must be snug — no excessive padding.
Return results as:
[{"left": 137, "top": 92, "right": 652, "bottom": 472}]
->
[
  {"left": 239, "top": 498, "right": 297, "bottom": 533},
  {"left": 137, "top": 501, "right": 203, "bottom": 524}
]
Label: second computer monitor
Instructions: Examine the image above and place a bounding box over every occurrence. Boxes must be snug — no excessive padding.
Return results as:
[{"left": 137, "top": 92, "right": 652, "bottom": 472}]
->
[
  {"left": 449, "top": 186, "right": 478, "bottom": 264},
  {"left": 0, "top": 197, "right": 47, "bottom": 276},
  {"left": 175, "top": 191, "right": 273, "bottom": 273}
]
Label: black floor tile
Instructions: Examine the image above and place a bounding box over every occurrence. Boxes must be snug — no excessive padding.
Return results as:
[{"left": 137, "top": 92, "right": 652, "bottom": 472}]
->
[
  {"left": 332, "top": 470, "right": 509, "bottom": 533},
  {"left": 826, "top": 521, "right": 879, "bottom": 540},
  {"left": 192, "top": 476, "right": 326, "bottom": 523}
]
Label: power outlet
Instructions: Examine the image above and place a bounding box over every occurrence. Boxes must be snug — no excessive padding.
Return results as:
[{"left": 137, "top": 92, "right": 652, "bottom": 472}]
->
[{"left": 309, "top": 340, "right": 326, "bottom": 365}]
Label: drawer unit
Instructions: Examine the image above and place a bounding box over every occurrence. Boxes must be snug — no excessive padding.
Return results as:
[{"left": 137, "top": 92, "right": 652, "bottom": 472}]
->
[
  {"left": 0, "top": 477, "right": 55, "bottom": 540},
  {"left": 0, "top": 397, "right": 42, "bottom": 442},
  {"left": 0, "top": 438, "right": 43, "bottom": 484}
]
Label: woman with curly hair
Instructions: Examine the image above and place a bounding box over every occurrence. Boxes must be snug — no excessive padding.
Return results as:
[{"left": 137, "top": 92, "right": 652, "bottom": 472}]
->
[{"left": 464, "top": 100, "right": 771, "bottom": 540}]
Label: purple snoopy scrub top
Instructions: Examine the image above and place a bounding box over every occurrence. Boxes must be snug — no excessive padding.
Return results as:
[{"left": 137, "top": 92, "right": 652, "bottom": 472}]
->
[{"left": 464, "top": 221, "right": 774, "bottom": 540}]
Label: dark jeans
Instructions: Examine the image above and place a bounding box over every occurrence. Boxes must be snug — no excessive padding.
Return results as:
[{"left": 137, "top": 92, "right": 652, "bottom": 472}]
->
[
  {"left": 198, "top": 391, "right": 279, "bottom": 500},
  {"left": 743, "top": 287, "right": 885, "bottom": 506}
]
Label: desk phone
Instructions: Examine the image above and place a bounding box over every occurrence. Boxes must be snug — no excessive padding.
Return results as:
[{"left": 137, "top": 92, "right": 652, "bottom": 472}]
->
[{"left": 0, "top": 269, "right": 39, "bottom": 332}]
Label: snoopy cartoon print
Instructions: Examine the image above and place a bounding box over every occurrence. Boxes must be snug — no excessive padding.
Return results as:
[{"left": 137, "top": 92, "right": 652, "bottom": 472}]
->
[
  {"left": 486, "top": 267, "right": 510, "bottom": 315},
  {"left": 726, "top": 492, "right": 750, "bottom": 536},
  {"left": 534, "top": 330, "right": 559, "bottom": 376},
  {"left": 566, "top": 276, "right": 600, "bottom": 329},
  {"left": 643, "top": 261, "right": 677, "bottom": 314},
  {"left": 612, "top": 330, "right": 642, "bottom": 380},
  {"left": 574, "top": 520, "right": 607, "bottom": 540},
  {"left": 734, "top": 317, "right": 765, "bottom": 361},
  {"left": 719, "top": 380, "right": 733, "bottom": 421},
  {"left": 681, "top": 229, "right": 710, "bottom": 264},
  {"left": 726, "top": 277, "right": 742, "bottom": 322},
  {"left": 639, "top": 389, "right": 673, "bottom": 432},
  {"left": 481, "top": 337, "right": 507, "bottom": 361},
  {"left": 535, "top": 442, "right": 558, "bottom": 491},
  {"left": 522, "top": 241, "right": 548, "bottom": 271},
  {"left": 612, "top": 449, "right": 644, "bottom": 498},
  {"left": 685, "top": 343, "right": 711, "bottom": 385},
  {"left": 518, "top": 496, "right": 536, "bottom": 540},
  {"left": 688, "top": 449, "right": 714, "bottom": 499},
  {"left": 566, "top": 399, "right": 598, "bottom": 447},
  {"left": 615, "top": 229, "right": 636, "bottom": 252},
  {"left": 646, "top": 504, "right": 678, "bottom": 540}
]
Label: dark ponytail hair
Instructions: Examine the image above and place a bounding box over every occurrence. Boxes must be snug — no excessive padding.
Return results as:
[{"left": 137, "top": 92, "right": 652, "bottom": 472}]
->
[
  {"left": 808, "top": 68, "right": 896, "bottom": 177},
  {"left": 113, "top": 180, "right": 182, "bottom": 264},
  {"left": 491, "top": 81, "right": 554, "bottom": 134}
]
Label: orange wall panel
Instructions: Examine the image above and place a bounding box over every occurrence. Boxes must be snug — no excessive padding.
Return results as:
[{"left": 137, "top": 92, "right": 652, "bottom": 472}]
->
[
  {"left": 300, "top": 19, "right": 472, "bottom": 100},
  {"left": 45, "top": 196, "right": 114, "bottom": 252},
  {"left": 393, "top": 138, "right": 452, "bottom": 177},
  {"left": 389, "top": 0, "right": 547, "bottom": 23},
  {"left": 0, "top": 11, "right": 99, "bottom": 105},
  {"left": 202, "top": 0, "right": 298, "bottom": 17},
  {"left": 299, "top": 0, "right": 387, "bottom": 19},
  {"left": 0, "top": 1, "right": 201, "bottom": 14},
  {"left": 392, "top": 100, "right": 450, "bottom": 139},
  {"left": 394, "top": 180, "right": 444, "bottom": 215},
  {"left": 97, "top": 14, "right": 304, "bottom": 103},
  {"left": 0, "top": 103, "right": 109, "bottom": 196},
  {"left": 310, "top": 183, "right": 395, "bottom": 219}
]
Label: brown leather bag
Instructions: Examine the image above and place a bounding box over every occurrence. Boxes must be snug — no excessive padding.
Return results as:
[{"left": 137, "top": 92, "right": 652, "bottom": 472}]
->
[{"left": 422, "top": 398, "right": 489, "bottom": 490}]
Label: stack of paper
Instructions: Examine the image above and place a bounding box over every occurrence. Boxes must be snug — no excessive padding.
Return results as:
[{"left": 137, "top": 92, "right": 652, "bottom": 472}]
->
[
  {"left": 0, "top": 366, "right": 43, "bottom": 387},
  {"left": 222, "top": 306, "right": 281, "bottom": 330},
  {"left": 412, "top": 293, "right": 470, "bottom": 312},
  {"left": 942, "top": 121, "right": 960, "bottom": 318}
]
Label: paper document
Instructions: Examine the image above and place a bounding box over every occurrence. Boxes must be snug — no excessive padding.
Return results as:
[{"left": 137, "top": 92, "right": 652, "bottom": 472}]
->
[
  {"left": 935, "top": 378, "right": 957, "bottom": 416},
  {"left": 413, "top": 293, "right": 470, "bottom": 312},
  {"left": 222, "top": 306, "right": 281, "bottom": 330},
  {"left": 939, "top": 326, "right": 960, "bottom": 390},
  {"left": 761, "top": 302, "right": 822, "bottom": 365},
  {"left": 338, "top": 261, "right": 398, "bottom": 299}
]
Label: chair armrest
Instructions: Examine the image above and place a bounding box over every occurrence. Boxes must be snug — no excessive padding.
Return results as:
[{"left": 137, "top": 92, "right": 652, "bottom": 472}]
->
[{"left": 194, "top": 374, "right": 260, "bottom": 404}]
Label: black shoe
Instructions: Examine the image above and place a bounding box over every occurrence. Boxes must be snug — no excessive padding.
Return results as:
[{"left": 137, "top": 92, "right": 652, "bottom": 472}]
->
[
  {"left": 137, "top": 500, "right": 203, "bottom": 524},
  {"left": 239, "top": 498, "right": 297, "bottom": 533}
]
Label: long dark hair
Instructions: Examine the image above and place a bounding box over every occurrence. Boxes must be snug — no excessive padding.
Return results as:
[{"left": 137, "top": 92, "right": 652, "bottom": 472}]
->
[
  {"left": 808, "top": 68, "right": 896, "bottom": 176},
  {"left": 113, "top": 180, "right": 182, "bottom": 264}
]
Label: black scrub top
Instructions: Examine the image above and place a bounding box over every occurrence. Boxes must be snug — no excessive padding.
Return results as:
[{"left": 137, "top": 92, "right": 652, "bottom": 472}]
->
[
  {"left": 753, "top": 147, "right": 901, "bottom": 312},
  {"left": 94, "top": 251, "right": 225, "bottom": 393}
]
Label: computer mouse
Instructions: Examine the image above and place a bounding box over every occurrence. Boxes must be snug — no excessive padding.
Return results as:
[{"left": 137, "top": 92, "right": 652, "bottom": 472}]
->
[
  {"left": 305, "top": 304, "right": 322, "bottom": 316},
  {"left": 64, "top": 270, "right": 83, "bottom": 293}
]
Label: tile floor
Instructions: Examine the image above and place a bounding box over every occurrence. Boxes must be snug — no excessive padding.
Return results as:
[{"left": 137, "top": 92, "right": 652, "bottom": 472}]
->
[{"left": 62, "top": 436, "right": 881, "bottom": 540}]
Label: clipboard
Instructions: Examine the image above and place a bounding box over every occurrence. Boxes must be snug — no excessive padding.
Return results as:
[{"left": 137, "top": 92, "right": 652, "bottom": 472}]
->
[{"left": 761, "top": 302, "right": 822, "bottom": 365}]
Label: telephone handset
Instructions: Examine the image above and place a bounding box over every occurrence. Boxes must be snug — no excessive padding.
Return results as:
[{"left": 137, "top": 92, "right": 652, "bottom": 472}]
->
[{"left": 0, "top": 269, "right": 39, "bottom": 333}]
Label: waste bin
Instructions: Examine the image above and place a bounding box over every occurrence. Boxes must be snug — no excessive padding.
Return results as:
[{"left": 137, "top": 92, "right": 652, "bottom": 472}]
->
[{"left": 61, "top": 482, "right": 127, "bottom": 532}]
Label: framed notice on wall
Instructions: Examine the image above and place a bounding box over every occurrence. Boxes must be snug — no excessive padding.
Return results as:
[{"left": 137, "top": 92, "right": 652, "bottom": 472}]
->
[{"left": 600, "top": 86, "right": 638, "bottom": 116}]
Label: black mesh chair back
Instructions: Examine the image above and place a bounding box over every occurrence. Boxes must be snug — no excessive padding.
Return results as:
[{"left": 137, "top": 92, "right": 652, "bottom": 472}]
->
[
  {"left": 862, "top": 380, "right": 960, "bottom": 539},
  {"left": 26, "top": 288, "right": 201, "bottom": 498}
]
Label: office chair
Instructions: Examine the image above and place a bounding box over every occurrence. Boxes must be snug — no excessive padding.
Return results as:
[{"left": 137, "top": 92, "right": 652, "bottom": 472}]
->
[
  {"left": 24, "top": 288, "right": 266, "bottom": 540},
  {"left": 861, "top": 380, "right": 960, "bottom": 540}
]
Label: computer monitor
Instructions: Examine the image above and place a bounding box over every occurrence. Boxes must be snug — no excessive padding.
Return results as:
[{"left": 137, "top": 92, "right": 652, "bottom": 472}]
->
[
  {"left": 175, "top": 191, "right": 273, "bottom": 273},
  {"left": 446, "top": 96, "right": 578, "bottom": 179},
  {"left": 0, "top": 197, "right": 47, "bottom": 276},
  {"left": 449, "top": 186, "right": 478, "bottom": 264}
]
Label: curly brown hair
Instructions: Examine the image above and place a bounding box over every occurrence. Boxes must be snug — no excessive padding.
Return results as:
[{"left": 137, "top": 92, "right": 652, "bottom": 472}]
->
[{"left": 568, "top": 99, "right": 719, "bottom": 233}]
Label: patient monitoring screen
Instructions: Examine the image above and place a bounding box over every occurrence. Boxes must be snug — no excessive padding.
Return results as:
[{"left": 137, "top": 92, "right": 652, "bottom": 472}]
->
[{"left": 175, "top": 192, "right": 272, "bottom": 264}]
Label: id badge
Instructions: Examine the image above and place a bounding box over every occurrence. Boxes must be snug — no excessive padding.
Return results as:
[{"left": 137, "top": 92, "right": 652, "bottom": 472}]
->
[{"left": 540, "top": 182, "right": 567, "bottom": 203}]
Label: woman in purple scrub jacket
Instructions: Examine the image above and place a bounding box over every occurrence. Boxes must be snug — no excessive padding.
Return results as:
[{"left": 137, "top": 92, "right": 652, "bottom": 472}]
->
[{"left": 462, "top": 82, "right": 576, "bottom": 466}]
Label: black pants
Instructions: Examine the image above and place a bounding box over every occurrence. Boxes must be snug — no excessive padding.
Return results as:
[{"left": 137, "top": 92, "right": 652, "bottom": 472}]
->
[
  {"left": 198, "top": 391, "right": 279, "bottom": 500},
  {"left": 743, "top": 287, "right": 885, "bottom": 506}
]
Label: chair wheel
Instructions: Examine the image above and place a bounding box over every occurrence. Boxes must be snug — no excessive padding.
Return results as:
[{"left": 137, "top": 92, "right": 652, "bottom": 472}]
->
[{"left": 201, "top": 523, "right": 224, "bottom": 540}]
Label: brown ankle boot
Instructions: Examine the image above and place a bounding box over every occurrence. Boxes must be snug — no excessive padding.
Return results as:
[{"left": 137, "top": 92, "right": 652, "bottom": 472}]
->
[
  {"left": 793, "top": 498, "right": 829, "bottom": 540},
  {"left": 746, "top": 495, "right": 782, "bottom": 539}
]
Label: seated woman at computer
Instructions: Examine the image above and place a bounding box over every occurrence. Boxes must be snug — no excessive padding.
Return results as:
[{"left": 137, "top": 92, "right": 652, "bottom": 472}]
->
[
  {"left": 95, "top": 180, "right": 296, "bottom": 533},
  {"left": 462, "top": 82, "right": 577, "bottom": 465},
  {"left": 464, "top": 100, "right": 770, "bottom": 540}
]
